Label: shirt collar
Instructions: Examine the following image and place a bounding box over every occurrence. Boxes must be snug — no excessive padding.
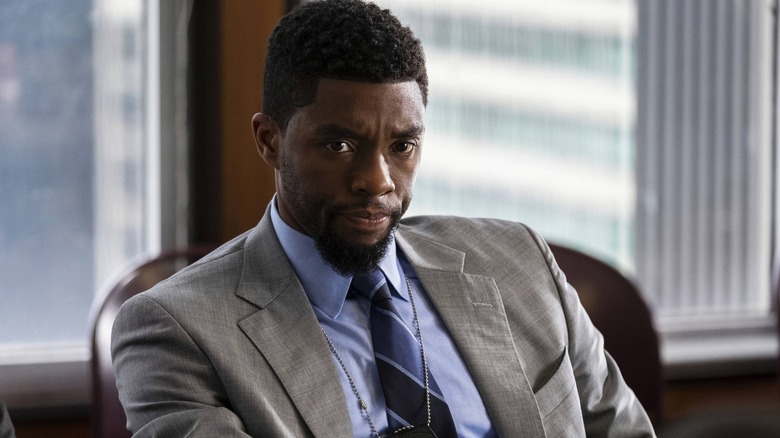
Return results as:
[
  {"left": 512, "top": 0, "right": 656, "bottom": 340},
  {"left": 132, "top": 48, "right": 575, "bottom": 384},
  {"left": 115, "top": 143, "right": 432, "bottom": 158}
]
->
[{"left": 269, "top": 196, "right": 406, "bottom": 319}]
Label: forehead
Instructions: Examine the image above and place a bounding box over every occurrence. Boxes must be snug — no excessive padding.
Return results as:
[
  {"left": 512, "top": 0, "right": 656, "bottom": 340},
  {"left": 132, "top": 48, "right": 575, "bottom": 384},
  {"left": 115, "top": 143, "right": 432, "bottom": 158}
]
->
[{"left": 288, "top": 78, "right": 425, "bottom": 134}]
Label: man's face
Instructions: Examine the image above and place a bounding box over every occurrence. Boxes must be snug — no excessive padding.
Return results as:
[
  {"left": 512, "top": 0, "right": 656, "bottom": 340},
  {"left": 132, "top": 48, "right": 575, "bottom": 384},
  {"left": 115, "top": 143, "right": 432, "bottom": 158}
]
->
[{"left": 258, "top": 78, "right": 425, "bottom": 275}]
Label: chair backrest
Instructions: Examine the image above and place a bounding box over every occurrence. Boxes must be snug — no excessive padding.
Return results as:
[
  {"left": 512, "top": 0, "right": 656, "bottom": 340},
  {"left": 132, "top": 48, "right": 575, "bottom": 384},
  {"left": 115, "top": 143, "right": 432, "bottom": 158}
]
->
[
  {"left": 548, "top": 243, "right": 663, "bottom": 426},
  {"left": 88, "top": 246, "right": 214, "bottom": 438}
]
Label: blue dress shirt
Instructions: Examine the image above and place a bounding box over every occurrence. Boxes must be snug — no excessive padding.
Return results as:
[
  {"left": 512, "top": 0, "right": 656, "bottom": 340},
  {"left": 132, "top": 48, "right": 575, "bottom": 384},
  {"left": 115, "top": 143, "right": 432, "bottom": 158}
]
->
[{"left": 270, "top": 200, "right": 496, "bottom": 437}]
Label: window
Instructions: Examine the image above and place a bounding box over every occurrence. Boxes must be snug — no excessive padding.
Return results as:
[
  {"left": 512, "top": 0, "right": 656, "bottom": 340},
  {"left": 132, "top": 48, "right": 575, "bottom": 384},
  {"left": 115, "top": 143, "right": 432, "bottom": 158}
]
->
[
  {"left": 0, "top": 0, "right": 191, "bottom": 410},
  {"left": 0, "top": 1, "right": 103, "bottom": 349},
  {"left": 378, "top": 0, "right": 777, "bottom": 375},
  {"left": 0, "top": 0, "right": 148, "bottom": 397}
]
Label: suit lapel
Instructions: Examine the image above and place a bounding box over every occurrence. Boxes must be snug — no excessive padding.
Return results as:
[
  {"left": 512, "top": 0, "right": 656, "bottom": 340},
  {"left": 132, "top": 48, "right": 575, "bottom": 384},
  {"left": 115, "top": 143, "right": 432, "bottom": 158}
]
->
[
  {"left": 396, "top": 226, "right": 546, "bottom": 437},
  {"left": 235, "top": 212, "right": 352, "bottom": 437}
]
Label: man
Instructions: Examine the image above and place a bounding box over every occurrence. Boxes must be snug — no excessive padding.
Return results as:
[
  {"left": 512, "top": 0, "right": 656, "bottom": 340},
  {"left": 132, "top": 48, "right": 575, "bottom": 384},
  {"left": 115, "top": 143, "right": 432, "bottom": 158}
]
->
[{"left": 112, "top": 1, "right": 655, "bottom": 436}]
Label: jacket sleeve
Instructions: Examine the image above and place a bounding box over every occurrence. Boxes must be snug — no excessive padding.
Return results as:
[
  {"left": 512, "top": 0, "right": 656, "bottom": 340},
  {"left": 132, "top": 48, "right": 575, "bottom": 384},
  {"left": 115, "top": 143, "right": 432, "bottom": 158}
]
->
[
  {"left": 526, "top": 225, "right": 657, "bottom": 438},
  {"left": 111, "top": 294, "right": 252, "bottom": 438},
  {"left": 0, "top": 399, "right": 15, "bottom": 438}
]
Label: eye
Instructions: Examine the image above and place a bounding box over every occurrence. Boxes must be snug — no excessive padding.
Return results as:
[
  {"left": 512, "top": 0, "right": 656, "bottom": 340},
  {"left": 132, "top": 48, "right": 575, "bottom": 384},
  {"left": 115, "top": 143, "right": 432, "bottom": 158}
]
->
[
  {"left": 324, "top": 141, "right": 353, "bottom": 153},
  {"left": 392, "top": 141, "right": 417, "bottom": 155}
]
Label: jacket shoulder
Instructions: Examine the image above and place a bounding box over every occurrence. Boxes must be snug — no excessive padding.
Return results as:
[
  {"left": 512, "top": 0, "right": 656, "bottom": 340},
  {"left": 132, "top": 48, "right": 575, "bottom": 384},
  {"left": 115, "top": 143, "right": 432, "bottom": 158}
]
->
[
  {"left": 399, "top": 215, "right": 543, "bottom": 250},
  {"left": 124, "top": 231, "right": 250, "bottom": 310}
]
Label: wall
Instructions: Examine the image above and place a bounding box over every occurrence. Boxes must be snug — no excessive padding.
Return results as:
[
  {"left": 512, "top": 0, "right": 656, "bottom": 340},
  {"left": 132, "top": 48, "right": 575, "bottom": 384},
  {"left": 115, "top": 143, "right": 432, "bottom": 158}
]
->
[{"left": 217, "top": 0, "right": 283, "bottom": 242}]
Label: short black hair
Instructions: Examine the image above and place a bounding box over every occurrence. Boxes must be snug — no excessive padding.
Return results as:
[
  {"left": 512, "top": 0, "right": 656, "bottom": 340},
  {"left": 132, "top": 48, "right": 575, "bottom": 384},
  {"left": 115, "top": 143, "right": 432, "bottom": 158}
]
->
[{"left": 263, "top": 0, "right": 428, "bottom": 131}]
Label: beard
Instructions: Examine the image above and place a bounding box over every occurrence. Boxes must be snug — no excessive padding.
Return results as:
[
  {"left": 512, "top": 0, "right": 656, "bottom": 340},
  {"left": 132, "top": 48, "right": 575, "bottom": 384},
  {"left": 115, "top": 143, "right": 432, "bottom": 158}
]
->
[
  {"left": 280, "top": 159, "right": 406, "bottom": 276},
  {"left": 311, "top": 214, "right": 400, "bottom": 276}
]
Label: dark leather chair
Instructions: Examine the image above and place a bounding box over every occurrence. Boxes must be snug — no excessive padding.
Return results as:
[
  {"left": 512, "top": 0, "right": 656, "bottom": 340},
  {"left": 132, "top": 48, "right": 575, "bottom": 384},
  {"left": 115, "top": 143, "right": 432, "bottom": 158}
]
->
[
  {"left": 88, "top": 246, "right": 214, "bottom": 438},
  {"left": 659, "top": 407, "right": 780, "bottom": 438},
  {"left": 548, "top": 243, "right": 663, "bottom": 426}
]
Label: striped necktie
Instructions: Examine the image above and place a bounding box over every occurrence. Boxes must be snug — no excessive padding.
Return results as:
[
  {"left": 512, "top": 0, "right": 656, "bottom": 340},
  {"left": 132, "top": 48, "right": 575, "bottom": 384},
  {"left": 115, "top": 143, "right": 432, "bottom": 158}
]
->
[{"left": 351, "top": 271, "right": 457, "bottom": 437}]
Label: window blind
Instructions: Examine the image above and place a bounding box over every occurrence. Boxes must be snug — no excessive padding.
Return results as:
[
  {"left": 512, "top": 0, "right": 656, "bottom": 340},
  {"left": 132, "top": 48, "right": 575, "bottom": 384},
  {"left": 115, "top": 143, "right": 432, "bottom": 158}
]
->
[{"left": 636, "top": 0, "right": 774, "bottom": 325}]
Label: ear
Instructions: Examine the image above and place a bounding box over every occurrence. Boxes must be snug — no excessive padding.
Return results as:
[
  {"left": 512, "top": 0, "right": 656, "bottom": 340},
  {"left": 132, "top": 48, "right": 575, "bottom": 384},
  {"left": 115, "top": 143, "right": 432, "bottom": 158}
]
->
[{"left": 252, "top": 112, "right": 282, "bottom": 169}]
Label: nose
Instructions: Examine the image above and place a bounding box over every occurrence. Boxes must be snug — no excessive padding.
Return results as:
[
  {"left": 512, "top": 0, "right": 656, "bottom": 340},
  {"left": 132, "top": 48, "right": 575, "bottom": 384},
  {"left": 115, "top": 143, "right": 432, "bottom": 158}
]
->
[{"left": 350, "top": 152, "right": 395, "bottom": 196}]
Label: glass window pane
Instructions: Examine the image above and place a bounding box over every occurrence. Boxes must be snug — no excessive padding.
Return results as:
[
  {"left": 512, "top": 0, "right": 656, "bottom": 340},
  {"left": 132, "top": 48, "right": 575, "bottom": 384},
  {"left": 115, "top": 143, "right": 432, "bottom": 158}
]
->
[
  {"left": 0, "top": 0, "right": 147, "bottom": 347},
  {"left": 379, "top": 0, "right": 774, "bottom": 324},
  {"left": 635, "top": 0, "right": 773, "bottom": 323},
  {"left": 383, "top": 0, "right": 636, "bottom": 268}
]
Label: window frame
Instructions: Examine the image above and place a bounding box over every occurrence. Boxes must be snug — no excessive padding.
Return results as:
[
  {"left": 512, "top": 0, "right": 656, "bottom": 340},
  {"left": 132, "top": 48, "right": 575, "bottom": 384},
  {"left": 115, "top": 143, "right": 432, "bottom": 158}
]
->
[{"left": 0, "top": 0, "right": 190, "bottom": 413}]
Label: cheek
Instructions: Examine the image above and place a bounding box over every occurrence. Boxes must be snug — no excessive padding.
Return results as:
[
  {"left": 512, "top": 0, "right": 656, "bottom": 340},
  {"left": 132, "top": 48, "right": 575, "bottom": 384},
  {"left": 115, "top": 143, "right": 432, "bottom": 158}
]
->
[
  {"left": 288, "top": 166, "right": 344, "bottom": 210},
  {"left": 285, "top": 156, "right": 331, "bottom": 189},
  {"left": 392, "top": 161, "right": 419, "bottom": 192}
]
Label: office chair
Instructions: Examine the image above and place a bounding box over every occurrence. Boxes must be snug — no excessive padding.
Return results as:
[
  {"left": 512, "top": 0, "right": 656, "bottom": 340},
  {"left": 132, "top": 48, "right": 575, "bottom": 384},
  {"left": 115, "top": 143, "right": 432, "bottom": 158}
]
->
[
  {"left": 548, "top": 243, "right": 663, "bottom": 426},
  {"left": 88, "top": 245, "right": 215, "bottom": 438}
]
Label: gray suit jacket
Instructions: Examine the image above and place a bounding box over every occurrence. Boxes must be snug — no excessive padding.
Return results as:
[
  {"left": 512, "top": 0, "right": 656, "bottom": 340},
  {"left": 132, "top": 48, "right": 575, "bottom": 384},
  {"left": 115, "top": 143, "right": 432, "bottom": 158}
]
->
[
  {"left": 0, "top": 400, "right": 15, "bottom": 438},
  {"left": 112, "top": 211, "right": 655, "bottom": 437}
]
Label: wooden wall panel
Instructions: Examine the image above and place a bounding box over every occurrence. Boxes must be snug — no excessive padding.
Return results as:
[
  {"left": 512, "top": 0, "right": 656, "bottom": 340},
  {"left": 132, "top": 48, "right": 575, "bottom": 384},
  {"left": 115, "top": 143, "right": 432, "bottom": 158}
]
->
[{"left": 219, "top": 0, "right": 284, "bottom": 242}]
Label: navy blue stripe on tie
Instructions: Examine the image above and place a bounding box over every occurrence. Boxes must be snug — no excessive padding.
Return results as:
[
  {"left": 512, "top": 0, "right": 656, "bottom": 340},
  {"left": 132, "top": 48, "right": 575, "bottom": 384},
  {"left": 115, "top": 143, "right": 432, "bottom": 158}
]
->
[{"left": 351, "top": 271, "right": 457, "bottom": 437}]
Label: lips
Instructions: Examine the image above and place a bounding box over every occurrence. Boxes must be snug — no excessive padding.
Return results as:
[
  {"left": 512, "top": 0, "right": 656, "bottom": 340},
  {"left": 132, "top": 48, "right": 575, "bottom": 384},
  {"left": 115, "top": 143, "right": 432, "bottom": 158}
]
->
[
  {"left": 340, "top": 210, "right": 390, "bottom": 227},
  {"left": 341, "top": 209, "right": 390, "bottom": 220},
  {"left": 337, "top": 206, "right": 394, "bottom": 234}
]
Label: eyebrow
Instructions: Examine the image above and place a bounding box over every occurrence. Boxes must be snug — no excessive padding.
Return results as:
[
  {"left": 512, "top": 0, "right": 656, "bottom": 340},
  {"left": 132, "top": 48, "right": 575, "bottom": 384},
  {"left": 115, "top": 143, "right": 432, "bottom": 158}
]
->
[
  {"left": 397, "top": 123, "right": 425, "bottom": 138},
  {"left": 314, "top": 123, "right": 425, "bottom": 140}
]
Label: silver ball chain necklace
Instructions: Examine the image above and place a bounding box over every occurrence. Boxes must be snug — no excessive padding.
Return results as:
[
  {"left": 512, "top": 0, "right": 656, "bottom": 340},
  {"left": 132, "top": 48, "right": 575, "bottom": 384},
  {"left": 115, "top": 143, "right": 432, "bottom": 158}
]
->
[{"left": 319, "top": 274, "right": 436, "bottom": 438}]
